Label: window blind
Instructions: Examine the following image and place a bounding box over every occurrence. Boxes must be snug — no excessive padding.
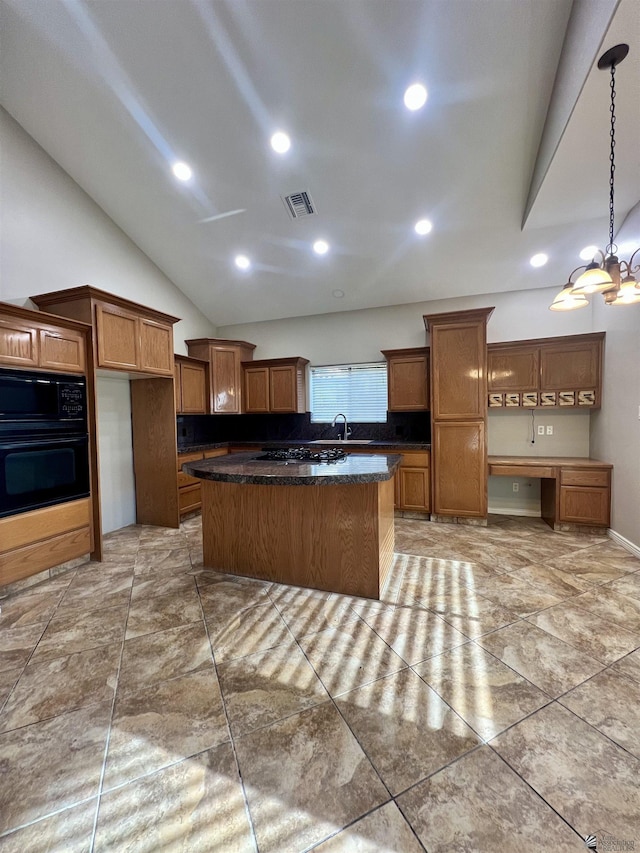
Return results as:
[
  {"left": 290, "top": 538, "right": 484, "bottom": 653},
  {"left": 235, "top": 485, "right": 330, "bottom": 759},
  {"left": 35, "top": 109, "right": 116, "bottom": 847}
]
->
[{"left": 309, "top": 363, "right": 387, "bottom": 423}]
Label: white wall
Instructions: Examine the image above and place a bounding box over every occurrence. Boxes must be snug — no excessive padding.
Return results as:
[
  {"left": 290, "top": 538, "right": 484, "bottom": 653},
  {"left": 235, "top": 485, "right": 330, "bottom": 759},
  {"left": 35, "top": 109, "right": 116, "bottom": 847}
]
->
[
  {"left": 0, "top": 109, "right": 217, "bottom": 532},
  {"left": 590, "top": 300, "right": 640, "bottom": 548},
  {"left": 217, "top": 287, "right": 595, "bottom": 364},
  {"left": 96, "top": 376, "right": 136, "bottom": 533}
]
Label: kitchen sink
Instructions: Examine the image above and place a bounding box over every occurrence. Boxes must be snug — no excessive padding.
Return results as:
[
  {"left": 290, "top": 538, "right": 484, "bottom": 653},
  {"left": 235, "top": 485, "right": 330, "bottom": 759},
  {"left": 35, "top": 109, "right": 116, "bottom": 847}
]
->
[{"left": 310, "top": 439, "right": 375, "bottom": 444}]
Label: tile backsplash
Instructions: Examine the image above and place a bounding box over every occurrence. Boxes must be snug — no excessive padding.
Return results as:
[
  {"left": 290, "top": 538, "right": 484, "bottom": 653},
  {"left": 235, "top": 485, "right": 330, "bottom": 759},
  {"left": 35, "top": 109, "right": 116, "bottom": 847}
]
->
[{"left": 177, "top": 411, "right": 431, "bottom": 449}]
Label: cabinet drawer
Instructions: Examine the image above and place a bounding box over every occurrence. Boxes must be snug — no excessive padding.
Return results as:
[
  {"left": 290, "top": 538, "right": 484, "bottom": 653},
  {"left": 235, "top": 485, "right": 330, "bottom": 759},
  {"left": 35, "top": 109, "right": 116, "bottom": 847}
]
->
[
  {"left": 179, "top": 484, "right": 201, "bottom": 514},
  {"left": 177, "top": 451, "right": 204, "bottom": 472},
  {"left": 203, "top": 448, "right": 228, "bottom": 459},
  {"left": 560, "top": 468, "right": 610, "bottom": 488},
  {"left": 489, "top": 464, "right": 555, "bottom": 479},
  {"left": 0, "top": 526, "right": 91, "bottom": 587},
  {"left": 399, "top": 452, "right": 430, "bottom": 468}
]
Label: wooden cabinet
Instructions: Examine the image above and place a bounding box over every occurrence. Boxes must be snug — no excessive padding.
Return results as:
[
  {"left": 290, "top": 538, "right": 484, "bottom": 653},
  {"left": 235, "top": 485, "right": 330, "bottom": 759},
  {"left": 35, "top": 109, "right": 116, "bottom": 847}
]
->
[
  {"left": 177, "top": 448, "right": 227, "bottom": 518},
  {"left": 382, "top": 347, "right": 430, "bottom": 411},
  {"left": 0, "top": 498, "right": 92, "bottom": 587},
  {"left": 174, "top": 356, "right": 208, "bottom": 414},
  {"left": 0, "top": 308, "right": 87, "bottom": 374},
  {"left": 31, "top": 286, "right": 179, "bottom": 377},
  {"left": 559, "top": 466, "right": 610, "bottom": 526},
  {"left": 425, "top": 308, "right": 494, "bottom": 519},
  {"left": 185, "top": 338, "right": 256, "bottom": 414},
  {"left": 488, "top": 333, "right": 604, "bottom": 409},
  {"left": 488, "top": 345, "right": 539, "bottom": 392},
  {"left": 242, "top": 357, "right": 309, "bottom": 414},
  {"left": 396, "top": 452, "right": 430, "bottom": 512}
]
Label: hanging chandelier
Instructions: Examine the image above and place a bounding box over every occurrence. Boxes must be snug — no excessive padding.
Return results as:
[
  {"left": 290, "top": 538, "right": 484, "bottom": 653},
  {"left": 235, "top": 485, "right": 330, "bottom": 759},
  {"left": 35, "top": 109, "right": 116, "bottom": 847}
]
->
[{"left": 550, "top": 43, "right": 640, "bottom": 311}]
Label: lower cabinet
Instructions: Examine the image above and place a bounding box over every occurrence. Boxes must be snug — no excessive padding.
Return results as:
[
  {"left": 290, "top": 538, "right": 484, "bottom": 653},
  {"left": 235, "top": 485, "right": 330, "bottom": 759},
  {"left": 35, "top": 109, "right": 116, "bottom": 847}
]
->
[
  {"left": 559, "top": 467, "right": 610, "bottom": 526},
  {"left": 395, "top": 453, "right": 430, "bottom": 512},
  {"left": 0, "top": 498, "right": 92, "bottom": 587},
  {"left": 177, "top": 448, "right": 228, "bottom": 518}
]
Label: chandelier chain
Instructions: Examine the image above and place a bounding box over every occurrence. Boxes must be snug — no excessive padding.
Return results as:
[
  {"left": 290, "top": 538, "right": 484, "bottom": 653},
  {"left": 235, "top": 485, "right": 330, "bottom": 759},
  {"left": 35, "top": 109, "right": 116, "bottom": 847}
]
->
[{"left": 607, "top": 62, "right": 616, "bottom": 254}]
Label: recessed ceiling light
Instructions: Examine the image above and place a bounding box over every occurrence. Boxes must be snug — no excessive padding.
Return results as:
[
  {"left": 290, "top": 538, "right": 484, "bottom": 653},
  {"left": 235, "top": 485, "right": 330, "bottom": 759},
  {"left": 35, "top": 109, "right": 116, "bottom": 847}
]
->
[
  {"left": 579, "top": 245, "right": 599, "bottom": 261},
  {"left": 404, "top": 83, "right": 428, "bottom": 111},
  {"left": 234, "top": 255, "right": 251, "bottom": 271},
  {"left": 414, "top": 219, "right": 432, "bottom": 236},
  {"left": 270, "top": 131, "right": 291, "bottom": 154},
  {"left": 530, "top": 253, "right": 548, "bottom": 268},
  {"left": 332, "top": 289, "right": 345, "bottom": 298},
  {"left": 172, "top": 161, "right": 192, "bottom": 181},
  {"left": 313, "top": 240, "right": 329, "bottom": 255}
]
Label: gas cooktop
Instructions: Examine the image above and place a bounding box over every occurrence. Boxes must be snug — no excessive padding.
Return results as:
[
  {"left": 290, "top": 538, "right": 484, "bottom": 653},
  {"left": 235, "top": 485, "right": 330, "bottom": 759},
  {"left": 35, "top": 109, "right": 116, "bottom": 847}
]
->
[{"left": 256, "top": 447, "right": 348, "bottom": 464}]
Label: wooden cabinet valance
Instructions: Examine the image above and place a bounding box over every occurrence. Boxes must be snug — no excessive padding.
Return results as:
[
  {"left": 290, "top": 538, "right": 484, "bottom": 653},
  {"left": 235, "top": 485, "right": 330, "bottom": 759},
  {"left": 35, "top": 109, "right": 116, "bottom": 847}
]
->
[
  {"left": 488, "top": 332, "right": 604, "bottom": 409},
  {"left": 31, "top": 286, "right": 179, "bottom": 377},
  {"left": 381, "top": 347, "right": 430, "bottom": 411},
  {"left": 242, "top": 357, "right": 309, "bottom": 414}
]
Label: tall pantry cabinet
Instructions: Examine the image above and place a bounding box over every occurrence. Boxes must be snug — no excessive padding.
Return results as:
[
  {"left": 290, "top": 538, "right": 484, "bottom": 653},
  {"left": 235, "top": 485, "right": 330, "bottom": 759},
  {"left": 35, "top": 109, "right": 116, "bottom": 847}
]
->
[{"left": 424, "top": 307, "right": 494, "bottom": 520}]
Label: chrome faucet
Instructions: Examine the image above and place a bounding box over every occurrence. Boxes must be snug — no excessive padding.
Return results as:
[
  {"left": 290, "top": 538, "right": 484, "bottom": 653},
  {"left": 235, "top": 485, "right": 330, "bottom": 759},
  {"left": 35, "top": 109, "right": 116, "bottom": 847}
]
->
[{"left": 331, "top": 413, "right": 351, "bottom": 441}]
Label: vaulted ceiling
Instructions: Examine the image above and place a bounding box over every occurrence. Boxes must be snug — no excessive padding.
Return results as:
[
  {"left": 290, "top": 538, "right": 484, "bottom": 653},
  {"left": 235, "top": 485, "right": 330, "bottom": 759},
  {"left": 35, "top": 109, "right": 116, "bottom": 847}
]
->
[{"left": 1, "top": 0, "right": 638, "bottom": 325}]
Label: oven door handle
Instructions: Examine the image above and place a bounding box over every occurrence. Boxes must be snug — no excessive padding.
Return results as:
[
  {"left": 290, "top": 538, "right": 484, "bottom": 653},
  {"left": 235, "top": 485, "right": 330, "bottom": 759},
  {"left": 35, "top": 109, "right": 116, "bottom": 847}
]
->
[{"left": 0, "top": 435, "right": 88, "bottom": 451}]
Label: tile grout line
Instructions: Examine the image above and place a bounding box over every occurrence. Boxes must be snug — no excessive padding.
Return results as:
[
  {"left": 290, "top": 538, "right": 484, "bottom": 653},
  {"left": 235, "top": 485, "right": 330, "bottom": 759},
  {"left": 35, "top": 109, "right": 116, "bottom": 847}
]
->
[{"left": 88, "top": 539, "right": 141, "bottom": 853}]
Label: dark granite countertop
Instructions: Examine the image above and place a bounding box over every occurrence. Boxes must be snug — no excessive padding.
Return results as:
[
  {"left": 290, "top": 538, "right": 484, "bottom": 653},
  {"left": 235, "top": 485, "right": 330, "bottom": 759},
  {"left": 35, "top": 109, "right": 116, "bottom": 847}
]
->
[
  {"left": 178, "top": 440, "right": 430, "bottom": 454},
  {"left": 182, "top": 451, "right": 402, "bottom": 485}
]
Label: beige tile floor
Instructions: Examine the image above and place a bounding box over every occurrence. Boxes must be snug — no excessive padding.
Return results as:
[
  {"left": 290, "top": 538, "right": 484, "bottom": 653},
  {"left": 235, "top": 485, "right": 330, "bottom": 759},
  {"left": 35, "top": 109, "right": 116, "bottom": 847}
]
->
[{"left": 1, "top": 514, "right": 639, "bottom": 852}]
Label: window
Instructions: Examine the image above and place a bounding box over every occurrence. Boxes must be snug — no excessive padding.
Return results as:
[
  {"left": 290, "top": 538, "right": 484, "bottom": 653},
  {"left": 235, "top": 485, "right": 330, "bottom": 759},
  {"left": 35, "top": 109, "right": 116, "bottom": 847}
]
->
[{"left": 309, "top": 363, "right": 387, "bottom": 423}]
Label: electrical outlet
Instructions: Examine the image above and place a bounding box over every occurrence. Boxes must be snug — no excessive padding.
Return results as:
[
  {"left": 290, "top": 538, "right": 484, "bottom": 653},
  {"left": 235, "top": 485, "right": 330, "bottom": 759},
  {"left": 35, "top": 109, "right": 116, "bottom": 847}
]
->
[
  {"left": 512, "top": 482, "right": 519, "bottom": 492},
  {"left": 546, "top": 425, "right": 554, "bottom": 435},
  {"left": 537, "top": 425, "right": 545, "bottom": 435}
]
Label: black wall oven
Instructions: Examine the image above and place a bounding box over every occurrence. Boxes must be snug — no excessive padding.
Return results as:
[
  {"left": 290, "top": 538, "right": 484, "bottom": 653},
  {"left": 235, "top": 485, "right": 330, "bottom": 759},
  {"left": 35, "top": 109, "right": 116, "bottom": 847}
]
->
[{"left": 0, "top": 368, "right": 91, "bottom": 518}]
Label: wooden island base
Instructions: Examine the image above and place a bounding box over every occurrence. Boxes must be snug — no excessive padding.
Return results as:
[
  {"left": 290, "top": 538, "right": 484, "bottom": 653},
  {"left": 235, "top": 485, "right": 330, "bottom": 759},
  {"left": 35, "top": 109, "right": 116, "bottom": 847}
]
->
[{"left": 201, "top": 477, "right": 395, "bottom": 599}]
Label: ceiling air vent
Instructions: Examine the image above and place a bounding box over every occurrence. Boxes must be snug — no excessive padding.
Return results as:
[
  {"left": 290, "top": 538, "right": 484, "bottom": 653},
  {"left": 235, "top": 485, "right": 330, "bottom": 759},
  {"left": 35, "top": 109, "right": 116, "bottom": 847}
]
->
[{"left": 282, "top": 190, "right": 316, "bottom": 219}]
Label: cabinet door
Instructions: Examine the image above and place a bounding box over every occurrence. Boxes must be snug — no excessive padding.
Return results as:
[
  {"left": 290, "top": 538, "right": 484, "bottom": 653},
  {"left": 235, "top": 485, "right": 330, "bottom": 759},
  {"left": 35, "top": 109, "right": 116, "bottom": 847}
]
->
[
  {"left": 540, "top": 341, "right": 600, "bottom": 391},
  {"left": 388, "top": 355, "right": 429, "bottom": 411},
  {"left": 559, "top": 486, "right": 610, "bottom": 526},
  {"left": 96, "top": 304, "right": 139, "bottom": 370},
  {"left": 179, "top": 362, "right": 207, "bottom": 413},
  {"left": 139, "top": 318, "right": 174, "bottom": 376},
  {"left": 488, "top": 346, "right": 539, "bottom": 392},
  {"left": 38, "top": 328, "right": 86, "bottom": 373},
  {"left": 433, "top": 421, "right": 486, "bottom": 516},
  {"left": 270, "top": 364, "right": 297, "bottom": 412},
  {"left": 0, "top": 317, "right": 38, "bottom": 367},
  {"left": 243, "top": 366, "right": 270, "bottom": 413},
  {"left": 211, "top": 347, "right": 241, "bottom": 413},
  {"left": 431, "top": 322, "right": 486, "bottom": 419},
  {"left": 399, "top": 467, "right": 430, "bottom": 511}
]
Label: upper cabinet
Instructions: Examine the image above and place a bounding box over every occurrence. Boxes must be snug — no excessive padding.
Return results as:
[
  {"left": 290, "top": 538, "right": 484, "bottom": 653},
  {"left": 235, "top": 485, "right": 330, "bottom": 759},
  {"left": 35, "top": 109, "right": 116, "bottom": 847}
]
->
[
  {"left": 0, "top": 307, "right": 87, "bottom": 374},
  {"left": 186, "top": 339, "right": 256, "bottom": 414},
  {"left": 31, "top": 286, "right": 178, "bottom": 377},
  {"left": 488, "top": 333, "right": 604, "bottom": 409},
  {"left": 174, "top": 355, "right": 208, "bottom": 414},
  {"left": 242, "top": 357, "right": 309, "bottom": 414},
  {"left": 381, "top": 347, "right": 430, "bottom": 411}
]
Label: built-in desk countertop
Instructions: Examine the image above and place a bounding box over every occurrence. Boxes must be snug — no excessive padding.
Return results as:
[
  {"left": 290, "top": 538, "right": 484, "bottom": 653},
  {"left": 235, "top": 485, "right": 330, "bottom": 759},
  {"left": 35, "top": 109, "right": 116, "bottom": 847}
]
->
[{"left": 488, "top": 456, "right": 612, "bottom": 529}]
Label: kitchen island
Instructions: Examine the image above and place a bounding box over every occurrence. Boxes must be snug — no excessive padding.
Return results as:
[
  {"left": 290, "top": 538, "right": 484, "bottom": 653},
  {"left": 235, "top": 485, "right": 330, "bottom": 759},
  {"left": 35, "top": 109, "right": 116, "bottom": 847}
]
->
[{"left": 183, "top": 450, "right": 401, "bottom": 598}]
